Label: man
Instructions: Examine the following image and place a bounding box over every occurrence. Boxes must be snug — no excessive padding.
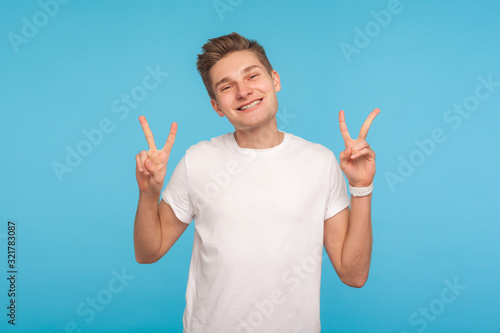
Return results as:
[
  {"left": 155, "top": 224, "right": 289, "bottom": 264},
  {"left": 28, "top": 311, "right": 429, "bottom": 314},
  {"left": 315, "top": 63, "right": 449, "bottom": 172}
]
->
[{"left": 134, "top": 32, "right": 379, "bottom": 332}]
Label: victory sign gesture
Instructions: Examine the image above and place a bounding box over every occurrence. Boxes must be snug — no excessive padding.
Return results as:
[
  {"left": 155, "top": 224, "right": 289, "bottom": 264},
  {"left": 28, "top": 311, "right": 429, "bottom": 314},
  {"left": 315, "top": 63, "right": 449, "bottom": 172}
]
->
[
  {"left": 338, "top": 108, "right": 380, "bottom": 187},
  {"left": 136, "top": 116, "right": 177, "bottom": 195}
]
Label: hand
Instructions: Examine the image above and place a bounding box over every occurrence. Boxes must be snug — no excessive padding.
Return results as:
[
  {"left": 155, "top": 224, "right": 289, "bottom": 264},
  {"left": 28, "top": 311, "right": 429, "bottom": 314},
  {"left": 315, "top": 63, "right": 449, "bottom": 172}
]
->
[
  {"left": 338, "top": 108, "right": 380, "bottom": 187},
  {"left": 136, "top": 116, "right": 177, "bottom": 195}
]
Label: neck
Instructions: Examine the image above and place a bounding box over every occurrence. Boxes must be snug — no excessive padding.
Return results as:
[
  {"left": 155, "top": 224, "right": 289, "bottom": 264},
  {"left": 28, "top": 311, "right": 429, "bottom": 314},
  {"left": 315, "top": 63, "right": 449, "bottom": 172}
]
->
[{"left": 234, "top": 125, "right": 284, "bottom": 149}]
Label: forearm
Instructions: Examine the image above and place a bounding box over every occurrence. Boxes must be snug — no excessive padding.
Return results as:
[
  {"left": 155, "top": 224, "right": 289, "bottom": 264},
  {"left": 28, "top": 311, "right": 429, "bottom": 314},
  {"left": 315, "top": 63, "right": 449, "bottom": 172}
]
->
[
  {"left": 134, "top": 191, "right": 163, "bottom": 263},
  {"left": 340, "top": 193, "right": 373, "bottom": 285}
]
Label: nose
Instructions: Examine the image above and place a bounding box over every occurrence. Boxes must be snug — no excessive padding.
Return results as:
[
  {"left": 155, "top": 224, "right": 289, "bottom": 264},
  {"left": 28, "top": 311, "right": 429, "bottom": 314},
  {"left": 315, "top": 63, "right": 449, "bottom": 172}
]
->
[{"left": 235, "top": 82, "right": 253, "bottom": 99}]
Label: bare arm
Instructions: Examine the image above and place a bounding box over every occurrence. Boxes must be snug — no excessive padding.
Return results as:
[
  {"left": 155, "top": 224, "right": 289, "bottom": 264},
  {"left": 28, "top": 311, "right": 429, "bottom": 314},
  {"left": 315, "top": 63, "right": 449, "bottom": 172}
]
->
[
  {"left": 134, "top": 195, "right": 188, "bottom": 264},
  {"left": 324, "top": 195, "right": 372, "bottom": 288},
  {"left": 133, "top": 116, "right": 188, "bottom": 264},
  {"left": 324, "top": 108, "right": 379, "bottom": 287}
]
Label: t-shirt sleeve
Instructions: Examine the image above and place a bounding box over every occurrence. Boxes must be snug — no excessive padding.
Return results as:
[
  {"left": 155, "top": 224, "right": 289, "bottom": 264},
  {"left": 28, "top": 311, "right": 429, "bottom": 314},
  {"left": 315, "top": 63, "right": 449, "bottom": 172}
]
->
[
  {"left": 162, "top": 155, "right": 195, "bottom": 224},
  {"left": 324, "top": 152, "right": 350, "bottom": 220}
]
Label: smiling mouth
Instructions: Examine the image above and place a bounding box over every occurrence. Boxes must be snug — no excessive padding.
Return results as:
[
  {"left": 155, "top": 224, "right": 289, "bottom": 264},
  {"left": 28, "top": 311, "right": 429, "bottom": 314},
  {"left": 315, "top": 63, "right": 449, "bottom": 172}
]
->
[{"left": 237, "top": 99, "right": 262, "bottom": 111}]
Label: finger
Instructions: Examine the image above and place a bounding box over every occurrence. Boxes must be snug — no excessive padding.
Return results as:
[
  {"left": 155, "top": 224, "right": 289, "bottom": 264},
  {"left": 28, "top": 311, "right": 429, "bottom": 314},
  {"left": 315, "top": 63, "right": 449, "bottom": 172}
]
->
[
  {"left": 339, "top": 147, "right": 351, "bottom": 168},
  {"left": 350, "top": 141, "right": 371, "bottom": 155},
  {"left": 350, "top": 147, "right": 375, "bottom": 160},
  {"left": 139, "top": 150, "right": 149, "bottom": 175},
  {"left": 358, "top": 108, "right": 380, "bottom": 140},
  {"left": 135, "top": 154, "right": 143, "bottom": 172},
  {"left": 161, "top": 122, "right": 178, "bottom": 154},
  {"left": 338, "top": 110, "right": 352, "bottom": 142},
  {"left": 139, "top": 116, "right": 157, "bottom": 150},
  {"left": 143, "top": 158, "right": 165, "bottom": 183}
]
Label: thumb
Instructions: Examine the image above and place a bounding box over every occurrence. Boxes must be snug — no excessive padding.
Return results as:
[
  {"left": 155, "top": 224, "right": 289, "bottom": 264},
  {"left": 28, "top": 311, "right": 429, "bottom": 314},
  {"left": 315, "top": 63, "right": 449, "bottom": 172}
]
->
[{"left": 144, "top": 159, "right": 153, "bottom": 172}]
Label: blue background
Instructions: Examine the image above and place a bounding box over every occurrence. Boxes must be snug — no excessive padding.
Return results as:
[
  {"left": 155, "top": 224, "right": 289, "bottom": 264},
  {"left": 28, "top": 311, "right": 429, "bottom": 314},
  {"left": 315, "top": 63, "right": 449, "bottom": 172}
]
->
[{"left": 1, "top": 0, "right": 499, "bottom": 332}]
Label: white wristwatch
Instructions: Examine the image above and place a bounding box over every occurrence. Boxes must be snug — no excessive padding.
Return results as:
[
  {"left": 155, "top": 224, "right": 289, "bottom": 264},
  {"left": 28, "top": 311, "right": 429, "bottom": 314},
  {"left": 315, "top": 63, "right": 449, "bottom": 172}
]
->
[{"left": 349, "top": 183, "right": 373, "bottom": 197}]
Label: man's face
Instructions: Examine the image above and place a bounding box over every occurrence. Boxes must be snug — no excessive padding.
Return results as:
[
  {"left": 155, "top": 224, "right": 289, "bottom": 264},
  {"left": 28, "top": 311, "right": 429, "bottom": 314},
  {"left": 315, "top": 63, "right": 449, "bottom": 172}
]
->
[{"left": 209, "top": 50, "right": 281, "bottom": 131}]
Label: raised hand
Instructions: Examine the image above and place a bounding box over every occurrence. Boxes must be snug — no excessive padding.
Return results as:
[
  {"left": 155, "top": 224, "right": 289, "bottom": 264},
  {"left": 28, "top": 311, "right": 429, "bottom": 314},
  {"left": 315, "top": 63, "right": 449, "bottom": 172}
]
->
[
  {"left": 338, "top": 108, "right": 380, "bottom": 187},
  {"left": 136, "top": 116, "right": 177, "bottom": 195}
]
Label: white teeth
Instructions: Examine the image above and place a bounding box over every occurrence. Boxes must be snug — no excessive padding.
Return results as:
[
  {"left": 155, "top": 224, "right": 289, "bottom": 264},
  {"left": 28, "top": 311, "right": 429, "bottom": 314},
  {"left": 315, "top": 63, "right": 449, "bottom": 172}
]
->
[{"left": 239, "top": 99, "right": 261, "bottom": 110}]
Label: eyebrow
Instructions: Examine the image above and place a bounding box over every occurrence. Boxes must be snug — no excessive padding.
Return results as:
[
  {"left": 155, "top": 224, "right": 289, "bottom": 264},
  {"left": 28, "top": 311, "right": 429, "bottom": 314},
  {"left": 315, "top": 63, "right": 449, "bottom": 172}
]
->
[{"left": 214, "top": 65, "right": 263, "bottom": 90}]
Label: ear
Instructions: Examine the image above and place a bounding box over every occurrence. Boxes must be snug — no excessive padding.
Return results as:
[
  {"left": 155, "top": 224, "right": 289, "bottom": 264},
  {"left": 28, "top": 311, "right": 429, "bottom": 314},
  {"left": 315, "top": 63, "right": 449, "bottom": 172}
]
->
[
  {"left": 211, "top": 98, "right": 225, "bottom": 117},
  {"left": 272, "top": 70, "right": 281, "bottom": 93}
]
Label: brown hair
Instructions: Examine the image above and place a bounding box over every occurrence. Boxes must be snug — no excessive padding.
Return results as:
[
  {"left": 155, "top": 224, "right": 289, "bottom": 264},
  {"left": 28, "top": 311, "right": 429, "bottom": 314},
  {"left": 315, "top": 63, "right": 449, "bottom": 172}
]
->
[{"left": 196, "top": 32, "right": 274, "bottom": 100}]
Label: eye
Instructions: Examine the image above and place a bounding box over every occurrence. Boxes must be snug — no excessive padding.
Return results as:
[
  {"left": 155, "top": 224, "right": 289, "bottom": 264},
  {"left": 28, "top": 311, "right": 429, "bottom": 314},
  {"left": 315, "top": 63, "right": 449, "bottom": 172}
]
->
[
  {"left": 221, "top": 85, "right": 231, "bottom": 91},
  {"left": 250, "top": 74, "right": 259, "bottom": 79}
]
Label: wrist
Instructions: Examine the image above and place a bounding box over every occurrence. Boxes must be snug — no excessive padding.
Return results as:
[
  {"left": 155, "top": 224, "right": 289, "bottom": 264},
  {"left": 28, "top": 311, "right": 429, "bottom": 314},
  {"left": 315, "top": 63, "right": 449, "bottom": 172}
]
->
[
  {"left": 139, "top": 188, "right": 162, "bottom": 202},
  {"left": 349, "top": 183, "right": 373, "bottom": 197}
]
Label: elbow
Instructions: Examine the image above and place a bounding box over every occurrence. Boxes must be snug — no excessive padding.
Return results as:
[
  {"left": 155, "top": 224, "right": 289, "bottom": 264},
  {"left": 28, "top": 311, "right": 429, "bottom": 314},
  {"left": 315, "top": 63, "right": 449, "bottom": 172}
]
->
[
  {"left": 135, "top": 253, "right": 160, "bottom": 264},
  {"left": 134, "top": 242, "right": 162, "bottom": 264},
  {"left": 340, "top": 272, "right": 369, "bottom": 288},
  {"left": 343, "top": 278, "right": 367, "bottom": 288}
]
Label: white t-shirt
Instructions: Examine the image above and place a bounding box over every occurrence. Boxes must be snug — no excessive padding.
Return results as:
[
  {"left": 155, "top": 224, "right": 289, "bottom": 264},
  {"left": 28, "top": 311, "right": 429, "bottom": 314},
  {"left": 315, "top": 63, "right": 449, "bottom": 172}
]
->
[{"left": 162, "top": 130, "right": 350, "bottom": 333}]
